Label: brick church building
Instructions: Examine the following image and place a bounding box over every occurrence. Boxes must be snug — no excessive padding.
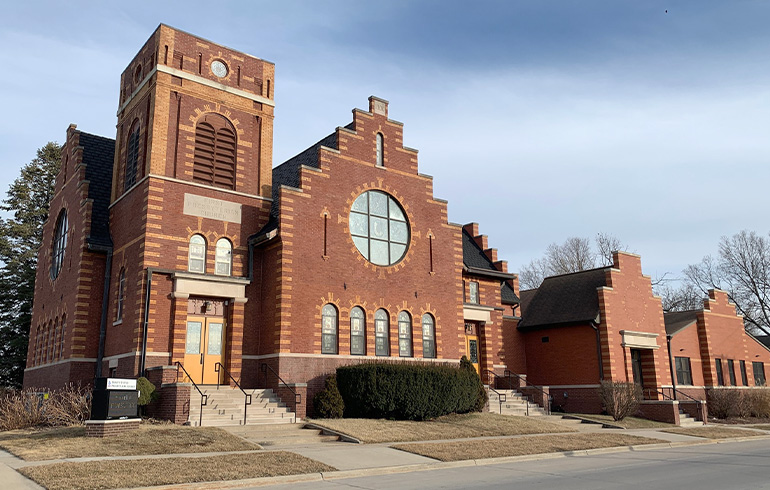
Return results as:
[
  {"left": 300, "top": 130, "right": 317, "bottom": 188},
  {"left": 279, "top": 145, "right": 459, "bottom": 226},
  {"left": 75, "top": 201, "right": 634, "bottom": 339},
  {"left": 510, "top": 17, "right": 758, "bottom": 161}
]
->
[{"left": 24, "top": 25, "right": 770, "bottom": 424}]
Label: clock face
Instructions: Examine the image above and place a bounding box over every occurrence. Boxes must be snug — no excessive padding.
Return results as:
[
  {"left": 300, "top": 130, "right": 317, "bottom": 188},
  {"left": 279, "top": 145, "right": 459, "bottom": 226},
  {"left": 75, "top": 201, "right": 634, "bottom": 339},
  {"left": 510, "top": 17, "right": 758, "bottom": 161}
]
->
[{"left": 211, "top": 60, "right": 228, "bottom": 78}]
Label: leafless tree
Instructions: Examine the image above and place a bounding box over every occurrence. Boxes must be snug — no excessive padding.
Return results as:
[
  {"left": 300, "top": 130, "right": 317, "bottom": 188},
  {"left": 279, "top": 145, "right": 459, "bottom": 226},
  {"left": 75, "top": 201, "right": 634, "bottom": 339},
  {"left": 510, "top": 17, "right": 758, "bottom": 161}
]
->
[
  {"left": 683, "top": 230, "right": 770, "bottom": 336},
  {"left": 656, "top": 282, "right": 704, "bottom": 313},
  {"left": 518, "top": 233, "right": 627, "bottom": 290}
]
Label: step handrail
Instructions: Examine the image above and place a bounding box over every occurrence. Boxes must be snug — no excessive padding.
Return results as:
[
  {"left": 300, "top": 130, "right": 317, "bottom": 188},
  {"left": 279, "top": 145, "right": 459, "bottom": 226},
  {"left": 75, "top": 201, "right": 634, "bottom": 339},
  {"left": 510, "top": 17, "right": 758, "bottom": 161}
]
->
[
  {"left": 482, "top": 369, "right": 510, "bottom": 415},
  {"left": 503, "top": 369, "right": 552, "bottom": 415},
  {"left": 215, "top": 362, "right": 252, "bottom": 425},
  {"left": 174, "top": 361, "right": 207, "bottom": 427},
  {"left": 260, "top": 363, "right": 300, "bottom": 421}
]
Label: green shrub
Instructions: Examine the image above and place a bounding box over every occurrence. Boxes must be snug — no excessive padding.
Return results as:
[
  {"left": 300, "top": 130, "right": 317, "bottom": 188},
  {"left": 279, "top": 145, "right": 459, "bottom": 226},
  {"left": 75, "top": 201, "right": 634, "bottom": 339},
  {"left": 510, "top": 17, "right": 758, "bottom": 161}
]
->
[
  {"left": 136, "top": 377, "right": 157, "bottom": 406},
  {"left": 313, "top": 375, "right": 344, "bottom": 418},
  {"left": 335, "top": 358, "right": 486, "bottom": 421},
  {"left": 598, "top": 380, "right": 641, "bottom": 421}
]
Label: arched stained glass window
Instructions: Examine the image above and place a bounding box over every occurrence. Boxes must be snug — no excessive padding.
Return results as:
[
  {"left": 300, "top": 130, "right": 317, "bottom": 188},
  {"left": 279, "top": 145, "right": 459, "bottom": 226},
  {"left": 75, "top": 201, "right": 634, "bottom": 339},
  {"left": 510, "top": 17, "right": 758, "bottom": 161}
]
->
[
  {"left": 422, "top": 314, "right": 436, "bottom": 359},
  {"left": 375, "top": 309, "right": 389, "bottom": 356},
  {"left": 189, "top": 235, "right": 206, "bottom": 273},
  {"left": 350, "top": 306, "right": 365, "bottom": 355},
  {"left": 398, "top": 311, "right": 412, "bottom": 357},
  {"left": 322, "top": 304, "right": 338, "bottom": 354},
  {"left": 215, "top": 238, "right": 232, "bottom": 276}
]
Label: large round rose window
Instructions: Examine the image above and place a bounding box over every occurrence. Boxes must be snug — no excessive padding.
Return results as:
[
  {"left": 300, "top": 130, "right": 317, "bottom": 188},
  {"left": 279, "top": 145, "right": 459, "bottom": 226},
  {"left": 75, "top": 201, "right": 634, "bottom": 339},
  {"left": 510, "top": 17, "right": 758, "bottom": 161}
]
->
[{"left": 349, "top": 190, "right": 409, "bottom": 266}]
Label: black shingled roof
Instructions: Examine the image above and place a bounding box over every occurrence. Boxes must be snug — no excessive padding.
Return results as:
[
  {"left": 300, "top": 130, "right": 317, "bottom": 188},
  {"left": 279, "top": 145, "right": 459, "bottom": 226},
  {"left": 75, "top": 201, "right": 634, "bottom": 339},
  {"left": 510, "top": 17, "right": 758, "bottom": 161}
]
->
[
  {"left": 268, "top": 132, "right": 338, "bottom": 220},
  {"left": 501, "top": 281, "right": 519, "bottom": 305},
  {"left": 80, "top": 132, "right": 115, "bottom": 250},
  {"left": 664, "top": 310, "right": 699, "bottom": 336},
  {"left": 517, "top": 268, "right": 608, "bottom": 330},
  {"left": 754, "top": 335, "right": 770, "bottom": 349},
  {"left": 462, "top": 229, "right": 497, "bottom": 272}
]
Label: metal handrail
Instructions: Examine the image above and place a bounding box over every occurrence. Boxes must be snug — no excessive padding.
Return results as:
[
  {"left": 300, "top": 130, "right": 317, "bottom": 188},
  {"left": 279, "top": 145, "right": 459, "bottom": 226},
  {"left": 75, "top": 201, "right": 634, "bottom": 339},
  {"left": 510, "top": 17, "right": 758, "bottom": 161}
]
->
[
  {"left": 655, "top": 387, "right": 706, "bottom": 423},
  {"left": 260, "top": 363, "right": 301, "bottom": 421},
  {"left": 215, "top": 362, "right": 252, "bottom": 425},
  {"left": 483, "top": 369, "right": 509, "bottom": 414},
  {"left": 504, "top": 369, "right": 552, "bottom": 415},
  {"left": 175, "top": 361, "right": 207, "bottom": 427}
]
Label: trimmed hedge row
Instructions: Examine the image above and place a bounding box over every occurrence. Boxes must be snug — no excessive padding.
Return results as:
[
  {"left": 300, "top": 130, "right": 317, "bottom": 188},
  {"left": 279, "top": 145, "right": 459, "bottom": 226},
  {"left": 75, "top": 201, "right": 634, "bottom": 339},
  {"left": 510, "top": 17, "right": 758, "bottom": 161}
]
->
[{"left": 335, "top": 357, "right": 487, "bottom": 420}]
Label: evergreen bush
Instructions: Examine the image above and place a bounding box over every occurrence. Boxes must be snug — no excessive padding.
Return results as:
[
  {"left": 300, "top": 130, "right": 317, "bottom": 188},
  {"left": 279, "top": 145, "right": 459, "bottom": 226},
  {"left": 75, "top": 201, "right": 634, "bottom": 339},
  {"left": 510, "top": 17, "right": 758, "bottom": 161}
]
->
[
  {"left": 313, "top": 375, "right": 344, "bottom": 418},
  {"left": 335, "top": 358, "right": 486, "bottom": 420},
  {"left": 136, "top": 377, "right": 157, "bottom": 406}
]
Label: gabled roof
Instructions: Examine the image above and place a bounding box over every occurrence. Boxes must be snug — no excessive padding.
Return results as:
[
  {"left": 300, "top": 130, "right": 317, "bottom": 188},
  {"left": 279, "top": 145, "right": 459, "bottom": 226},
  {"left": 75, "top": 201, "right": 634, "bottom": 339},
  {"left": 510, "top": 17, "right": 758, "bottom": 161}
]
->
[
  {"left": 664, "top": 310, "right": 699, "bottom": 336},
  {"left": 517, "top": 267, "right": 608, "bottom": 330},
  {"left": 80, "top": 132, "right": 115, "bottom": 250},
  {"left": 754, "top": 335, "right": 770, "bottom": 349},
  {"left": 519, "top": 288, "right": 537, "bottom": 316}
]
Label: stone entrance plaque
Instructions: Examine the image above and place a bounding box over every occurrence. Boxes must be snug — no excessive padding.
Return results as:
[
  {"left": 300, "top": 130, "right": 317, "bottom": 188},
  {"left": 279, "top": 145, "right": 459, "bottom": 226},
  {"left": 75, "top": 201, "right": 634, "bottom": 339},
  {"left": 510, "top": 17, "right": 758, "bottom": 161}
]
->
[{"left": 183, "top": 194, "right": 242, "bottom": 223}]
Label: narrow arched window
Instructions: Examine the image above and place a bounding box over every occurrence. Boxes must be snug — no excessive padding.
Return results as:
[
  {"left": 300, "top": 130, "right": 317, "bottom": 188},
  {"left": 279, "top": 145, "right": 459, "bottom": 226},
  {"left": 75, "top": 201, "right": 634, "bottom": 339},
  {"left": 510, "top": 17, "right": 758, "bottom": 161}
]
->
[
  {"left": 350, "top": 306, "right": 365, "bottom": 355},
  {"left": 215, "top": 238, "right": 232, "bottom": 276},
  {"left": 124, "top": 120, "right": 140, "bottom": 191},
  {"left": 375, "top": 309, "right": 389, "bottom": 356},
  {"left": 422, "top": 314, "right": 436, "bottom": 359},
  {"left": 116, "top": 268, "right": 126, "bottom": 321},
  {"left": 193, "top": 113, "right": 237, "bottom": 190},
  {"left": 376, "top": 133, "right": 384, "bottom": 167},
  {"left": 188, "top": 234, "right": 206, "bottom": 273},
  {"left": 48, "top": 319, "right": 57, "bottom": 363},
  {"left": 321, "top": 304, "right": 338, "bottom": 354},
  {"left": 50, "top": 210, "right": 68, "bottom": 279},
  {"left": 59, "top": 315, "right": 66, "bottom": 360},
  {"left": 398, "top": 311, "right": 412, "bottom": 357}
]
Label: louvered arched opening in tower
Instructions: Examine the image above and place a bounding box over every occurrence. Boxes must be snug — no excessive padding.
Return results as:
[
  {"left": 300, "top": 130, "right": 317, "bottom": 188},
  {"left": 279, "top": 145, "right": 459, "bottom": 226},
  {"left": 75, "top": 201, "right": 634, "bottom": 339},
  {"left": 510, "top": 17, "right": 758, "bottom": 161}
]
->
[{"left": 193, "top": 113, "right": 237, "bottom": 190}]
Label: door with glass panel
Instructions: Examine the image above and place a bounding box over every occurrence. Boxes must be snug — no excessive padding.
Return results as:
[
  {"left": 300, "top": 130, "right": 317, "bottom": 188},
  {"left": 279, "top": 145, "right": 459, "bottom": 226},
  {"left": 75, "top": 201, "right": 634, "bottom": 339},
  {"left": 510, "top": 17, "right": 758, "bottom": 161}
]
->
[{"left": 183, "top": 316, "right": 226, "bottom": 384}]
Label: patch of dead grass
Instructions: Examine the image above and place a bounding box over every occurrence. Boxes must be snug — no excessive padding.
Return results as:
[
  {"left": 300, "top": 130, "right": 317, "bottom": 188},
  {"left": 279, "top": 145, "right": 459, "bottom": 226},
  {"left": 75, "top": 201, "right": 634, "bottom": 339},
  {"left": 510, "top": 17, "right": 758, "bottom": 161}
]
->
[
  {"left": 392, "top": 433, "right": 664, "bottom": 462},
  {"left": 662, "top": 427, "right": 765, "bottom": 439},
  {"left": 0, "top": 424, "right": 257, "bottom": 461},
  {"left": 572, "top": 414, "right": 674, "bottom": 429},
  {"left": 752, "top": 425, "right": 770, "bottom": 431},
  {"left": 19, "top": 452, "right": 335, "bottom": 490},
  {"left": 308, "top": 413, "right": 574, "bottom": 443}
]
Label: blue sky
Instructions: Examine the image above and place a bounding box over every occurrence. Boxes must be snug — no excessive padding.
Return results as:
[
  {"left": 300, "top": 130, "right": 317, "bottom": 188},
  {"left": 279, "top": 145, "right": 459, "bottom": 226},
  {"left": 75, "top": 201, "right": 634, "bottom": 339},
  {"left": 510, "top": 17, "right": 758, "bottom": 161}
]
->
[{"left": 1, "top": 1, "right": 769, "bottom": 281}]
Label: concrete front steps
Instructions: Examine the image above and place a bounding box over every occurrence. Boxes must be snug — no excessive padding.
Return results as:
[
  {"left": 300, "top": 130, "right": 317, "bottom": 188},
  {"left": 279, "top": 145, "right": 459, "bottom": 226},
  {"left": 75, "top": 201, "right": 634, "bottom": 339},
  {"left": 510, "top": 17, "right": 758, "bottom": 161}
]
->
[
  {"left": 486, "top": 388, "right": 547, "bottom": 416},
  {"left": 678, "top": 410, "right": 705, "bottom": 427},
  {"left": 224, "top": 423, "right": 340, "bottom": 447},
  {"left": 188, "top": 386, "right": 297, "bottom": 427}
]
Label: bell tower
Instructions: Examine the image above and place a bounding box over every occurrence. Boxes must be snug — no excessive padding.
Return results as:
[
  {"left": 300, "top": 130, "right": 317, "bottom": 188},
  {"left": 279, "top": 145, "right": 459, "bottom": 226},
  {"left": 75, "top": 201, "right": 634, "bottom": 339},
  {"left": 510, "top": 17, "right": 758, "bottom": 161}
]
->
[{"left": 111, "top": 24, "right": 274, "bottom": 202}]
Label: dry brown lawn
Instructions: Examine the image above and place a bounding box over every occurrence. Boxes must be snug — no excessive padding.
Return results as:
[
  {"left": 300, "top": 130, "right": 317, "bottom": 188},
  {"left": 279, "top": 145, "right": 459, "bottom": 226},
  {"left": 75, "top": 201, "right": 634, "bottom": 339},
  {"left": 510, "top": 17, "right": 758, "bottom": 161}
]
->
[
  {"left": 392, "top": 433, "right": 664, "bottom": 462},
  {"left": 0, "top": 424, "right": 257, "bottom": 461},
  {"left": 752, "top": 425, "right": 770, "bottom": 431},
  {"left": 19, "top": 452, "right": 335, "bottom": 490},
  {"left": 573, "top": 414, "right": 674, "bottom": 429},
  {"left": 662, "top": 427, "right": 766, "bottom": 439},
  {"left": 308, "top": 413, "right": 574, "bottom": 443}
]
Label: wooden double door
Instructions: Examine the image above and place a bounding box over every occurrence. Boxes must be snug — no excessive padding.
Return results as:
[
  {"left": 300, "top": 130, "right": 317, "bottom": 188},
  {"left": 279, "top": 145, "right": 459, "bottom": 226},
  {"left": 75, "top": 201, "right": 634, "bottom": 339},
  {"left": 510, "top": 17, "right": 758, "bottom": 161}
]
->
[{"left": 183, "top": 316, "right": 226, "bottom": 385}]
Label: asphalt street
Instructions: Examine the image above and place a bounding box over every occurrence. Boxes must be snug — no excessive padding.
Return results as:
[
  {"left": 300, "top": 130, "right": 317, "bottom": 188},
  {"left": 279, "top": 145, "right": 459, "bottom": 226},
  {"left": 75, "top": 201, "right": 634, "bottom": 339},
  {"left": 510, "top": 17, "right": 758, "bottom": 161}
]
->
[{"left": 254, "top": 439, "right": 770, "bottom": 490}]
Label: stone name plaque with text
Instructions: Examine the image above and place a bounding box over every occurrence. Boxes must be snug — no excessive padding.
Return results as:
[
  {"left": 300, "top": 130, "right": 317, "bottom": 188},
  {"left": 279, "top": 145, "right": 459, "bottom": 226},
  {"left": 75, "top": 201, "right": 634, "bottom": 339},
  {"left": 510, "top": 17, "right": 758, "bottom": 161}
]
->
[{"left": 183, "top": 194, "right": 242, "bottom": 224}]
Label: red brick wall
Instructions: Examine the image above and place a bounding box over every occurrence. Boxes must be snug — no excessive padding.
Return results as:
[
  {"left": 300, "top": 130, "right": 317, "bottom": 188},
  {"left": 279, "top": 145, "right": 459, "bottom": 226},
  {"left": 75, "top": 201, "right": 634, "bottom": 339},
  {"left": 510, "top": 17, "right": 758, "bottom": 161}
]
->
[{"left": 523, "top": 325, "right": 600, "bottom": 386}]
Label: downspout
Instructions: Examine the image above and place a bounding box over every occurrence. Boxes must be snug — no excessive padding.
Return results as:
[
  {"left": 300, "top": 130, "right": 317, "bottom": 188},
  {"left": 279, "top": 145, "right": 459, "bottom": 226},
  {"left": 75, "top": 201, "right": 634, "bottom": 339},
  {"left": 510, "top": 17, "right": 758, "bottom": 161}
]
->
[
  {"left": 667, "top": 334, "right": 677, "bottom": 400},
  {"left": 139, "top": 268, "right": 153, "bottom": 377},
  {"left": 589, "top": 320, "right": 605, "bottom": 380},
  {"left": 95, "top": 248, "right": 113, "bottom": 378}
]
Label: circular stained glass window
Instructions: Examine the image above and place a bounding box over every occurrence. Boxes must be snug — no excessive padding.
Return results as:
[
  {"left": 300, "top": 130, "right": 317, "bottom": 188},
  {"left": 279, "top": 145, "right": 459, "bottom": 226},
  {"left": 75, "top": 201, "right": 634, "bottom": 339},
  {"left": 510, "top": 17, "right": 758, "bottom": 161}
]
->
[{"left": 349, "top": 190, "right": 409, "bottom": 266}]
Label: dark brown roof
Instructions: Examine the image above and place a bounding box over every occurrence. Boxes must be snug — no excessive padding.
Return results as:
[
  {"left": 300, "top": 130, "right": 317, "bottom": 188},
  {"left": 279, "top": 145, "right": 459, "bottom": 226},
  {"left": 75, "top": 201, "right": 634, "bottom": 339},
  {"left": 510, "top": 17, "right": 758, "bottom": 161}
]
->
[
  {"left": 517, "top": 268, "right": 608, "bottom": 331},
  {"left": 462, "top": 229, "right": 497, "bottom": 271},
  {"left": 664, "top": 310, "right": 699, "bottom": 336},
  {"left": 519, "top": 289, "right": 537, "bottom": 317},
  {"left": 80, "top": 132, "right": 115, "bottom": 250},
  {"left": 501, "top": 281, "right": 519, "bottom": 305}
]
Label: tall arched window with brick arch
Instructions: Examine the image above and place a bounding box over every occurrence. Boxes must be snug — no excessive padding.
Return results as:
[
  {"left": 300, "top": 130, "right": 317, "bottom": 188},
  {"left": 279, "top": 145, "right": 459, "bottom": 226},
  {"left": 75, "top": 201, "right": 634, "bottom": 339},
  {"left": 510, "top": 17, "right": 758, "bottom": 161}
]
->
[
  {"left": 50, "top": 209, "right": 68, "bottom": 280},
  {"left": 116, "top": 268, "right": 126, "bottom": 321},
  {"left": 59, "top": 315, "right": 66, "bottom": 360},
  {"left": 215, "top": 238, "right": 232, "bottom": 276},
  {"left": 321, "top": 304, "right": 338, "bottom": 354},
  {"left": 124, "top": 119, "right": 141, "bottom": 191},
  {"left": 376, "top": 133, "right": 384, "bottom": 167},
  {"left": 188, "top": 235, "right": 206, "bottom": 273},
  {"left": 422, "top": 314, "right": 436, "bottom": 358},
  {"left": 398, "top": 311, "right": 412, "bottom": 357},
  {"left": 193, "top": 113, "right": 237, "bottom": 190},
  {"left": 350, "top": 307, "right": 365, "bottom": 355},
  {"left": 375, "top": 309, "right": 389, "bottom": 356}
]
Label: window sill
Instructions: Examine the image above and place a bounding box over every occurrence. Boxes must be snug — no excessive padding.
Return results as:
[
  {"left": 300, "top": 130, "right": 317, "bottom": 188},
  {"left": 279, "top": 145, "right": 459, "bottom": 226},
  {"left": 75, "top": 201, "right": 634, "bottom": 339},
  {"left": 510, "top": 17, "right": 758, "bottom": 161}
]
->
[{"left": 112, "top": 320, "right": 123, "bottom": 326}]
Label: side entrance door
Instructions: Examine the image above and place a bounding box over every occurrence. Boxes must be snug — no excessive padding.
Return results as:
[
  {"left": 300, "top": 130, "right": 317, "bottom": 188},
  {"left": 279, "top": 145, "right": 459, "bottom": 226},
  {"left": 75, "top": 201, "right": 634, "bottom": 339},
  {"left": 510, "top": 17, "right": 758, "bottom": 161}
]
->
[
  {"left": 631, "top": 348, "right": 645, "bottom": 388},
  {"left": 183, "top": 316, "right": 226, "bottom": 384},
  {"left": 465, "top": 335, "right": 480, "bottom": 374}
]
